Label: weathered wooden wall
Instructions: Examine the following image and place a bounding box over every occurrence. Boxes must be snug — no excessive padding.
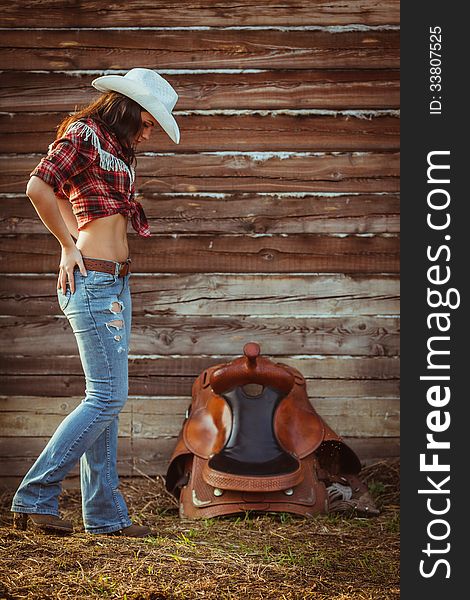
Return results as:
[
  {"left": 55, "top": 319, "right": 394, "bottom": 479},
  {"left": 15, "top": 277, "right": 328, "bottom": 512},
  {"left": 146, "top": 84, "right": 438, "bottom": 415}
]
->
[{"left": 0, "top": 0, "right": 400, "bottom": 487}]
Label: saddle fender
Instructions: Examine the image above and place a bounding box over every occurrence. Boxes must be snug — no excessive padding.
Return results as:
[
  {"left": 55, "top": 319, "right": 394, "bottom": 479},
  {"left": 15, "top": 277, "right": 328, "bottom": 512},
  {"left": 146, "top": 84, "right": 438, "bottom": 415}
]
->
[
  {"left": 273, "top": 367, "right": 325, "bottom": 459},
  {"left": 183, "top": 380, "right": 231, "bottom": 459}
]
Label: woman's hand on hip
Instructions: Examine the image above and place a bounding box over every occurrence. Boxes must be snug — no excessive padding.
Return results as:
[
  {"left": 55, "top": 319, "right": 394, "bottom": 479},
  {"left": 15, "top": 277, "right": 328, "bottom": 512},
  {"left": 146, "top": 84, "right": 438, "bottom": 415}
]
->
[
  {"left": 25, "top": 176, "right": 87, "bottom": 294},
  {"left": 58, "top": 245, "right": 87, "bottom": 294}
]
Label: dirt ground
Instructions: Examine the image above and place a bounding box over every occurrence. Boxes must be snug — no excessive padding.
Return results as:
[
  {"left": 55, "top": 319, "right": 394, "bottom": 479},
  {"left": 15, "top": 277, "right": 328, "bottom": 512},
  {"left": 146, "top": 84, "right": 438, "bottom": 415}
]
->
[{"left": 0, "top": 460, "right": 399, "bottom": 600}]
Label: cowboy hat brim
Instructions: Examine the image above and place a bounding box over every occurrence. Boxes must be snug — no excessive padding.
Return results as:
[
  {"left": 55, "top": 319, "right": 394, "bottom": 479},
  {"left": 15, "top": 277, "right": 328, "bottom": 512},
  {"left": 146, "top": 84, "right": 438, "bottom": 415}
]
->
[{"left": 92, "top": 75, "right": 180, "bottom": 144}]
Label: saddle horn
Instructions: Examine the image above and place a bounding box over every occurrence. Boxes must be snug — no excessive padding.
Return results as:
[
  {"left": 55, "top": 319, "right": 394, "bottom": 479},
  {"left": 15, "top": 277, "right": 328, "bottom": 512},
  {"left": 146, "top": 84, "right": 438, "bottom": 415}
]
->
[{"left": 210, "top": 342, "right": 295, "bottom": 394}]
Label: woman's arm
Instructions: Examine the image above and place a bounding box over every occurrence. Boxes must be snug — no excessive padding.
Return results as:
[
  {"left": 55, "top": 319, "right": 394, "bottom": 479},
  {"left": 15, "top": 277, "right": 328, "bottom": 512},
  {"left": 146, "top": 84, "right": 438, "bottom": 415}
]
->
[
  {"left": 26, "top": 175, "right": 87, "bottom": 293},
  {"left": 57, "top": 196, "right": 79, "bottom": 241}
]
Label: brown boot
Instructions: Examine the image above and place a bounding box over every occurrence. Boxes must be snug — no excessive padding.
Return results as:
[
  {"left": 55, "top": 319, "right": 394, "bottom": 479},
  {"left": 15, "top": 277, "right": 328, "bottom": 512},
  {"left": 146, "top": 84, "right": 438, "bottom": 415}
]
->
[
  {"left": 13, "top": 512, "right": 74, "bottom": 534},
  {"left": 107, "top": 524, "right": 153, "bottom": 538}
]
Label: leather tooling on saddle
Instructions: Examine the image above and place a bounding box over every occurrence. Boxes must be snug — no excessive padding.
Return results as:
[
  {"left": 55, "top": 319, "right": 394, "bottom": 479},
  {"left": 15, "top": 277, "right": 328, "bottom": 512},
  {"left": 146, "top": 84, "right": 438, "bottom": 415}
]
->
[{"left": 165, "top": 342, "right": 379, "bottom": 519}]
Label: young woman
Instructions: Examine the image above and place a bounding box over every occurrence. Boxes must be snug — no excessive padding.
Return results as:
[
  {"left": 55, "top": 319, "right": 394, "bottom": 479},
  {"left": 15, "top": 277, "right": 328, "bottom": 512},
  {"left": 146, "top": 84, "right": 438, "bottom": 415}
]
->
[{"left": 11, "top": 68, "right": 180, "bottom": 537}]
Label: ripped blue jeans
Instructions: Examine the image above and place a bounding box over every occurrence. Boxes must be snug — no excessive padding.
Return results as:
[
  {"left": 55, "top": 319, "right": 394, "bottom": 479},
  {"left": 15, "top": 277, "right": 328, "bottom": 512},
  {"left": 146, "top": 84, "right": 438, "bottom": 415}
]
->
[{"left": 11, "top": 264, "right": 133, "bottom": 534}]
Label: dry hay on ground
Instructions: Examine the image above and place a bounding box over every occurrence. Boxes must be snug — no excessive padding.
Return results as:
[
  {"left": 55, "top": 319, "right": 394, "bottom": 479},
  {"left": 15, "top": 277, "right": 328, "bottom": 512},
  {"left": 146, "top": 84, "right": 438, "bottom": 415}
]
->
[{"left": 0, "top": 460, "right": 399, "bottom": 600}]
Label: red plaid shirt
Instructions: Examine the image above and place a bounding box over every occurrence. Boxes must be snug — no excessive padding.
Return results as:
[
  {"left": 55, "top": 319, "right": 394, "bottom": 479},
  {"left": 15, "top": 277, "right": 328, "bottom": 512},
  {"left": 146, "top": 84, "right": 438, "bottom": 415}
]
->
[{"left": 30, "top": 117, "right": 151, "bottom": 237}]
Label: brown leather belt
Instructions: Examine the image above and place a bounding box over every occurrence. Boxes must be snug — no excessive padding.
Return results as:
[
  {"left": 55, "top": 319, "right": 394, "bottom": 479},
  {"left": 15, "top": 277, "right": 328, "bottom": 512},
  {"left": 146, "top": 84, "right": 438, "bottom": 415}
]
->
[{"left": 75, "top": 257, "right": 132, "bottom": 278}]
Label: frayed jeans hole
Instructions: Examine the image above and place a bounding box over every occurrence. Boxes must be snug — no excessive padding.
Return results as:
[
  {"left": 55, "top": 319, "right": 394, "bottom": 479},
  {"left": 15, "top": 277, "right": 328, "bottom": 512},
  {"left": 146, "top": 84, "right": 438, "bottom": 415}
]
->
[
  {"left": 110, "top": 301, "right": 123, "bottom": 314},
  {"left": 106, "top": 319, "right": 124, "bottom": 336}
]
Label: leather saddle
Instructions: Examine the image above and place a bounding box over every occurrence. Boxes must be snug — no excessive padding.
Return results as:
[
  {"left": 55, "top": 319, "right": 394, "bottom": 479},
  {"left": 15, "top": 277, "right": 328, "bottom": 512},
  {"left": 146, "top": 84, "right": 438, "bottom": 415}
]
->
[{"left": 165, "top": 342, "right": 376, "bottom": 519}]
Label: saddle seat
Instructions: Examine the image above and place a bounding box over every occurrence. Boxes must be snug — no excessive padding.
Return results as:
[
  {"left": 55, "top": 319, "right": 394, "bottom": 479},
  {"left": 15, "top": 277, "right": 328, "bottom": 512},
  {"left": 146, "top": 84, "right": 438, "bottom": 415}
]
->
[{"left": 203, "top": 386, "right": 303, "bottom": 492}]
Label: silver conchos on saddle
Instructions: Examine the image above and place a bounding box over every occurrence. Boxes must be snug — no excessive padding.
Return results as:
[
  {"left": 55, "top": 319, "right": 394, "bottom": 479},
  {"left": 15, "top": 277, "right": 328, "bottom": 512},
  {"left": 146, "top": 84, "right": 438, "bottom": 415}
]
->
[{"left": 165, "top": 342, "right": 378, "bottom": 519}]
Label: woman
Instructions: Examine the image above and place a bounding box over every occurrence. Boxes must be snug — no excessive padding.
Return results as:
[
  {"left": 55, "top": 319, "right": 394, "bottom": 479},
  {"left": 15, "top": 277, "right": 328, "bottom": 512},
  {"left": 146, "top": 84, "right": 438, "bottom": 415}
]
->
[{"left": 11, "top": 68, "right": 180, "bottom": 537}]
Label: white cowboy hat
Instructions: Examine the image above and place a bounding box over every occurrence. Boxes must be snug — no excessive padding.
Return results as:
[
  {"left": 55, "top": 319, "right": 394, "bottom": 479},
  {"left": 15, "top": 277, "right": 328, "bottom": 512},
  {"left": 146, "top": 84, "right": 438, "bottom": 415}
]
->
[{"left": 91, "top": 68, "right": 180, "bottom": 144}]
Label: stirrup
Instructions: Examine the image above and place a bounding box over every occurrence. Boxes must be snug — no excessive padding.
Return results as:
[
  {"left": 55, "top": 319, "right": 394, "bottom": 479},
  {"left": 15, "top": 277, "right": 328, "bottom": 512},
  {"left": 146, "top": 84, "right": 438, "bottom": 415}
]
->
[{"left": 327, "top": 481, "right": 380, "bottom": 516}]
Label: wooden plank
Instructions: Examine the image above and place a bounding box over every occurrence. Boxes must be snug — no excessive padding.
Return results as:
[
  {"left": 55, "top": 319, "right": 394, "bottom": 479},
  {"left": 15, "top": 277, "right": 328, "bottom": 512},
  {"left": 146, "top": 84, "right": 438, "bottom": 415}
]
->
[
  {"left": 0, "top": 152, "right": 400, "bottom": 194},
  {"left": 107, "top": 398, "right": 401, "bottom": 438},
  {"left": 139, "top": 192, "right": 400, "bottom": 233},
  {"left": 0, "top": 396, "right": 184, "bottom": 432},
  {"left": 138, "top": 192, "right": 400, "bottom": 233},
  {"left": 136, "top": 152, "right": 400, "bottom": 192},
  {"left": 0, "top": 437, "right": 399, "bottom": 483},
  {"left": 0, "top": 436, "right": 399, "bottom": 463},
  {"left": 0, "top": 29, "right": 400, "bottom": 52},
  {"left": 0, "top": 71, "right": 400, "bottom": 112},
  {"left": 0, "top": 396, "right": 399, "bottom": 438},
  {"left": 0, "top": 273, "right": 400, "bottom": 316},
  {"left": 0, "top": 113, "right": 400, "bottom": 153},
  {"left": 315, "top": 398, "right": 399, "bottom": 437},
  {"left": 0, "top": 399, "right": 180, "bottom": 439},
  {"left": 0, "top": 1, "right": 400, "bottom": 28},
  {"left": 0, "top": 375, "right": 399, "bottom": 398},
  {"left": 0, "top": 355, "right": 400, "bottom": 380},
  {"left": 346, "top": 437, "right": 399, "bottom": 462},
  {"left": 0, "top": 435, "right": 177, "bottom": 460},
  {"left": 0, "top": 30, "right": 400, "bottom": 70},
  {"left": 0, "top": 315, "right": 400, "bottom": 356},
  {"left": 0, "top": 437, "right": 177, "bottom": 478},
  {"left": 0, "top": 234, "right": 400, "bottom": 274},
  {"left": 1, "top": 193, "right": 400, "bottom": 235},
  {"left": 1, "top": 44, "right": 399, "bottom": 72}
]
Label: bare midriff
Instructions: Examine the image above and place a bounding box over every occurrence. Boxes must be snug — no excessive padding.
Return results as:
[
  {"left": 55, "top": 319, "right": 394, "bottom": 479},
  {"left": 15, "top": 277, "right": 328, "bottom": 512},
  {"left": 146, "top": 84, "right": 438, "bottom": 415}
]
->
[{"left": 76, "top": 212, "right": 130, "bottom": 263}]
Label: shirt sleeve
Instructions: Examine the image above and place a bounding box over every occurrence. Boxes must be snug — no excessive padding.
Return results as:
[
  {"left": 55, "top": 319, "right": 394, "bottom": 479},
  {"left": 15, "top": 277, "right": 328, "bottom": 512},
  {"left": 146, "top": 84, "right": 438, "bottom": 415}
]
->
[{"left": 30, "top": 122, "right": 99, "bottom": 193}]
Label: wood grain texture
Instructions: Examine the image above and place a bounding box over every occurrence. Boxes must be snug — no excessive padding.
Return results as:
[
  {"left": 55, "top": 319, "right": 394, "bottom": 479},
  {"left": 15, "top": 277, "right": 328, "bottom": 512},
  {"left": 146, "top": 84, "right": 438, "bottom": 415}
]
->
[
  {"left": 0, "top": 437, "right": 400, "bottom": 483},
  {"left": 0, "top": 355, "right": 400, "bottom": 380},
  {"left": 0, "top": 0, "right": 401, "bottom": 478},
  {"left": 0, "top": 151, "right": 400, "bottom": 193},
  {"left": 0, "top": 437, "right": 178, "bottom": 478},
  {"left": 0, "top": 71, "right": 400, "bottom": 112},
  {"left": 1, "top": 1, "right": 400, "bottom": 28},
  {"left": 0, "top": 113, "right": 400, "bottom": 153},
  {"left": 0, "top": 30, "right": 399, "bottom": 70},
  {"left": 0, "top": 375, "right": 399, "bottom": 398},
  {"left": 1, "top": 193, "right": 400, "bottom": 234},
  {"left": 0, "top": 273, "right": 399, "bottom": 316},
  {"left": 0, "top": 396, "right": 400, "bottom": 438},
  {"left": 0, "top": 233, "right": 400, "bottom": 273},
  {"left": 0, "top": 315, "right": 399, "bottom": 356}
]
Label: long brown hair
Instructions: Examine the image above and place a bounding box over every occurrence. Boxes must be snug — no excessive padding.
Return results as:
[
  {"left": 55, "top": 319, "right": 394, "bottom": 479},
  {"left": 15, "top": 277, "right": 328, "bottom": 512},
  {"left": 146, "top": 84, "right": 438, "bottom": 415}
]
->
[{"left": 56, "top": 92, "right": 143, "bottom": 165}]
